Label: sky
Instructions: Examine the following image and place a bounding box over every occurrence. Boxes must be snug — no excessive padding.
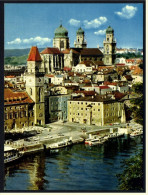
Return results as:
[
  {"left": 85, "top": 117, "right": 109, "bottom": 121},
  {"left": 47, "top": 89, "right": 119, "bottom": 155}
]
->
[{"left": 4, "top": 3, "right": 143, "bottom": 49}]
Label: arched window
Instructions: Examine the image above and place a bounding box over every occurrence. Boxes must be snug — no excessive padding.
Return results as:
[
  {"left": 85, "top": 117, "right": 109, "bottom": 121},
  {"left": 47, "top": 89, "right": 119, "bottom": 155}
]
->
[
  {"left": 60, "top": 41, "right": 64, "bottom": 49},
  {"left": 106, "top": 45, "right": 109, "bottom": 54}
]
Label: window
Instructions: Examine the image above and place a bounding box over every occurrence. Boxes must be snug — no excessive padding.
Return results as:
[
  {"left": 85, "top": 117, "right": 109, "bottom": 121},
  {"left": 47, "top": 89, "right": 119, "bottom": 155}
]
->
[
  {"left": 20, "top": 112, "right": 23, "bottom": 118},
  {"left": 98, "top": 109, "right": 100, "bottom": 111},
  {"left": 15, "top": 113, "right": 18, "bottom": 119},
  {"left": 10, "top": 113, "right": 13, "bottom": 119},
  {"left": 60, "top": 41, "right": 64, "bottom": 49},
  {"left": 4, "top": 113, "right": 8, "bottom": 120}
]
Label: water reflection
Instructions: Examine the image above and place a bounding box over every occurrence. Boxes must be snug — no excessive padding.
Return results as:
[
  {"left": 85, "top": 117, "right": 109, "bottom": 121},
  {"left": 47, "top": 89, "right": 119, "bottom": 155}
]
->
[{"left": 4, "top": 135, "right": 143, "bottom": 191}]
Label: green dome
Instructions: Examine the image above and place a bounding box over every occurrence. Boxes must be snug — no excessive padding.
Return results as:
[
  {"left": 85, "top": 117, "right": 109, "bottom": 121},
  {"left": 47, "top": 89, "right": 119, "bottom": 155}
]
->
[
  {"left": 54, "top": 24, "right": 68, "bottom": 38},
  {"left": 76, "top": 27, "right": 84, "bottom": 35},
  {"left": 106, "top": 26, "right": 114, "bottom": 34}
]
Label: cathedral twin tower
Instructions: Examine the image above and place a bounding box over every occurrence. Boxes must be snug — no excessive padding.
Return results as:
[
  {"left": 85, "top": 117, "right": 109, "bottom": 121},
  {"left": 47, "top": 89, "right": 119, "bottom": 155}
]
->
[
  {"left": 53, "top": 25, "right": 87, "bottom": 51},
  {"left": 53, "top": 24, "right": 116, "bottom": 65}
]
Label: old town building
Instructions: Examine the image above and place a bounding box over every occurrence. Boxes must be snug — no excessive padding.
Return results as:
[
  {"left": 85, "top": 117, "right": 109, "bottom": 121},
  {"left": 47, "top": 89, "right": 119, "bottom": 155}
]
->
[
  {"left": 4, "top": 88, "right": 34, "bottom": 131},
  {"left": 67, "top": 95, "right": 126, "bottom": 126}
]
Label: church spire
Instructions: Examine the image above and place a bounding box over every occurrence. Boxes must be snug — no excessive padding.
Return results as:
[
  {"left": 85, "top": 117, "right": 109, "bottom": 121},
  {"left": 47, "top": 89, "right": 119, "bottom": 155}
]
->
[{"left": 27, "top": 46, "right": 42, "bottom": 62}]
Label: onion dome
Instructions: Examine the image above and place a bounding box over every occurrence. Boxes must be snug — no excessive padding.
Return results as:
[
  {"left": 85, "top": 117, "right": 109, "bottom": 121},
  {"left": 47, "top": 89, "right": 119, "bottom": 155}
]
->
[
  {"left": 106, "top": 26, "right": 114, "bottom": 34},
  {"left": 76, "top": 27, "right": 84, "bottom": 35},
  {"left": 54, "top": 24, "right": 68, "bottom": 38}
]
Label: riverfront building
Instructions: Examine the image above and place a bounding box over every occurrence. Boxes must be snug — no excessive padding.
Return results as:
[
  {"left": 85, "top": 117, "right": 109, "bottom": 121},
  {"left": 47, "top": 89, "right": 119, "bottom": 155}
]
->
[
  {"left": 67, "top": 95, "right": 126, "bottom": 126},
  {"left": 4, "top": 88, "right": 34, "bottom": 131},
  {"left": 48, "top": 94, "right": 71, "bottom": 122}
]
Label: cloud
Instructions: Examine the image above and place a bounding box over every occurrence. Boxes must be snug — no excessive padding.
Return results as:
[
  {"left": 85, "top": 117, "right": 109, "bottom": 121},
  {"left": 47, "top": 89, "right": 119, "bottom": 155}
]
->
[
  {"left": 7, "top": 38, "right": 21, "bottom": 45},
  {"left": 69, "top": 18, "right": 81, "bottom": 27},
  {"left": 115, "top": 5, "right": 137, "bottom": 19},
  {"left": 83, "top": 16, "right": 107, "bottom": 29},
  {"left": 94, "top": 29, "right": 106, "bottom": 35},
  {"left": 7, "top": 36, "right": 51, "bottom": 46}
]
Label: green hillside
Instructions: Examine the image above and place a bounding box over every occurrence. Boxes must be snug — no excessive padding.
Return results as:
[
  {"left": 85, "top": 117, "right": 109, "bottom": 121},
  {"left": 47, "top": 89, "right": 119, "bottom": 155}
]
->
[
  {"left": 4, "top": 47, "right": 45, "bottom": 65},
  {"left": 4, "top": 48, "right": 45, "bottom": 57},
  {"left": 4, "top": 55, "right": 28, "bottom": 65}
]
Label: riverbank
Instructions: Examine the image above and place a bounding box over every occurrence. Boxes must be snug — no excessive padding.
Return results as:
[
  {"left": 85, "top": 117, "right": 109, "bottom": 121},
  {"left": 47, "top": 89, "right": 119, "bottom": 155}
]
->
[{"left": 4, "top": 121, "right": 142, "bottom": 157}]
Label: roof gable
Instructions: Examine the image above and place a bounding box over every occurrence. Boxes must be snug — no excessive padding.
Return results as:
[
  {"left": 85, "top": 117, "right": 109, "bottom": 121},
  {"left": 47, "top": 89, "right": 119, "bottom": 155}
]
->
[{"left": 27, "top": 46, "right": 42, "bottom": 62}]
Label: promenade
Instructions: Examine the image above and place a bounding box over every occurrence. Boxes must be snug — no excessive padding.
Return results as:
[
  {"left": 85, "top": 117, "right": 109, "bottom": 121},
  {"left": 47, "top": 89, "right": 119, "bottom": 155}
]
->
[{"left": 4, "top": 121, "right": 131, "bottom": 155}]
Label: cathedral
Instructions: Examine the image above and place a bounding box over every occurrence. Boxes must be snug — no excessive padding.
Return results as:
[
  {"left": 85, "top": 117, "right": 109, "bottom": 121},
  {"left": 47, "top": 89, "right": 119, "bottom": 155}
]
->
[{"left": 40, "top": 25, "right": 116, "bottom": 73}]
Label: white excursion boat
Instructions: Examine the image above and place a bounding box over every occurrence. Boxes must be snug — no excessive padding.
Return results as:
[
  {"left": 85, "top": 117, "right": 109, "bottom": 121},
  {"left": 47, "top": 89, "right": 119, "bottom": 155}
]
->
[
  {"left": 4, "top": 146, "right": 23, "bottom": 164},
  {"left": 130, "top": 130, "right": 143, "bottom": 138},
  {"left": 85, "top": 136, "right": 105, "bottom": 146}
]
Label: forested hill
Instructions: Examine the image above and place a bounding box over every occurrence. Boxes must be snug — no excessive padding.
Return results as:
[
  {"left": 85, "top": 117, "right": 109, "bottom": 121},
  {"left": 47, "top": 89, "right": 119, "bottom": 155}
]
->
[{"left": 4, "top": 48, "right": 45, "bottom": 57}]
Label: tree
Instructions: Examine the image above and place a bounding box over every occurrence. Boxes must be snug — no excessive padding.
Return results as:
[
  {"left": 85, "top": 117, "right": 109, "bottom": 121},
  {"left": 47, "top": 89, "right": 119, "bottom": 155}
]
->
[
  {"left": 117, "top": 150, "right": 144, "bottom": 191},
  {"left": 130, "top": 83, "right": 144, "bottom": 125}
]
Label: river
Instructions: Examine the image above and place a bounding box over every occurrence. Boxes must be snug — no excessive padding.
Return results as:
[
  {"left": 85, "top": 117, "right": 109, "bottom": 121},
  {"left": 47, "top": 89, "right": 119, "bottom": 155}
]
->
[{"left": 4, "top": 135, "right": 143, "bottom": 191}]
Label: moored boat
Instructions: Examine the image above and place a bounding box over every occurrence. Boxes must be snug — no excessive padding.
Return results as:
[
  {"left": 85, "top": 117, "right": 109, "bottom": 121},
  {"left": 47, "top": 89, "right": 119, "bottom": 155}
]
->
[
  {"left": 4, "top": 146, "right": 23, "bottom": 164},
  {"left": 130, "top": 130, "right": 143, "bottom": 138}
]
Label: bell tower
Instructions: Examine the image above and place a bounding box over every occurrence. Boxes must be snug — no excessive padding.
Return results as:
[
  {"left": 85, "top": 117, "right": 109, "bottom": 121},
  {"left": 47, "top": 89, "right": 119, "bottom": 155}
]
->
[
  {"left": 53, "top": 24, "right": 70, "bottom": 51},
  {"left": 74, "top": 27, "right": 87, "bottom": 48},
  {"left": 26, "top": 46, "right": 45, "bottom": 126},
  {"left": 103, "top": 26, "right": 116, "bottom": 65}
]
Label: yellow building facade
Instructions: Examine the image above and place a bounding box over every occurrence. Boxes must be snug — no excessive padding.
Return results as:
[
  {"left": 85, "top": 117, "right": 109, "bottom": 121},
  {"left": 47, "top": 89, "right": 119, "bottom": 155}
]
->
[{"left": 67, "top": 96, "right": 126, "bottom": 126}]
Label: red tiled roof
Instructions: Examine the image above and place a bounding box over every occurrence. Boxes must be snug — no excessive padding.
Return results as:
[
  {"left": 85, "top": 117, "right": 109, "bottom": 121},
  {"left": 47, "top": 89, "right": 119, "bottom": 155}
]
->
[
  {"left": 114, "top": 92, "right": 126, "bottom": 100},
  {"left": 61, "top": 49, "right": 71, "bottom": 54},
  {"left": 132, "top": 67, "right": 143, "bottom": 75},
  {"left": 126, "top": 59, "right": 135, "bottom": 63},
  {"left": 63, "top": 67, "right": 72, "bottom": 71},
  {"left": 27, "top": 46, "right": 42, "bottom": 62},
  {"left": 4, "top": 88, "right": 34, "bottom": 105},
  {"left": 104, "top": 81, "right": 117, "bottom": 86},
  {"left": 62, "top": 48, "right": 80, "bottom": 54},
  {"left": 5, "top": 75, "right": 16, "bottom": 78},
  {"left": 99, "top": 86, "right": 110, "bottom": 89},
  {"left": 80, "top": 48, "right": 103, "bottom": 56},
  {"left": 45, "top": 74, "right": 54, "bottom": 78},
  {"left": 40, "top": 47, "right": 61, "bottom": 54}
]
